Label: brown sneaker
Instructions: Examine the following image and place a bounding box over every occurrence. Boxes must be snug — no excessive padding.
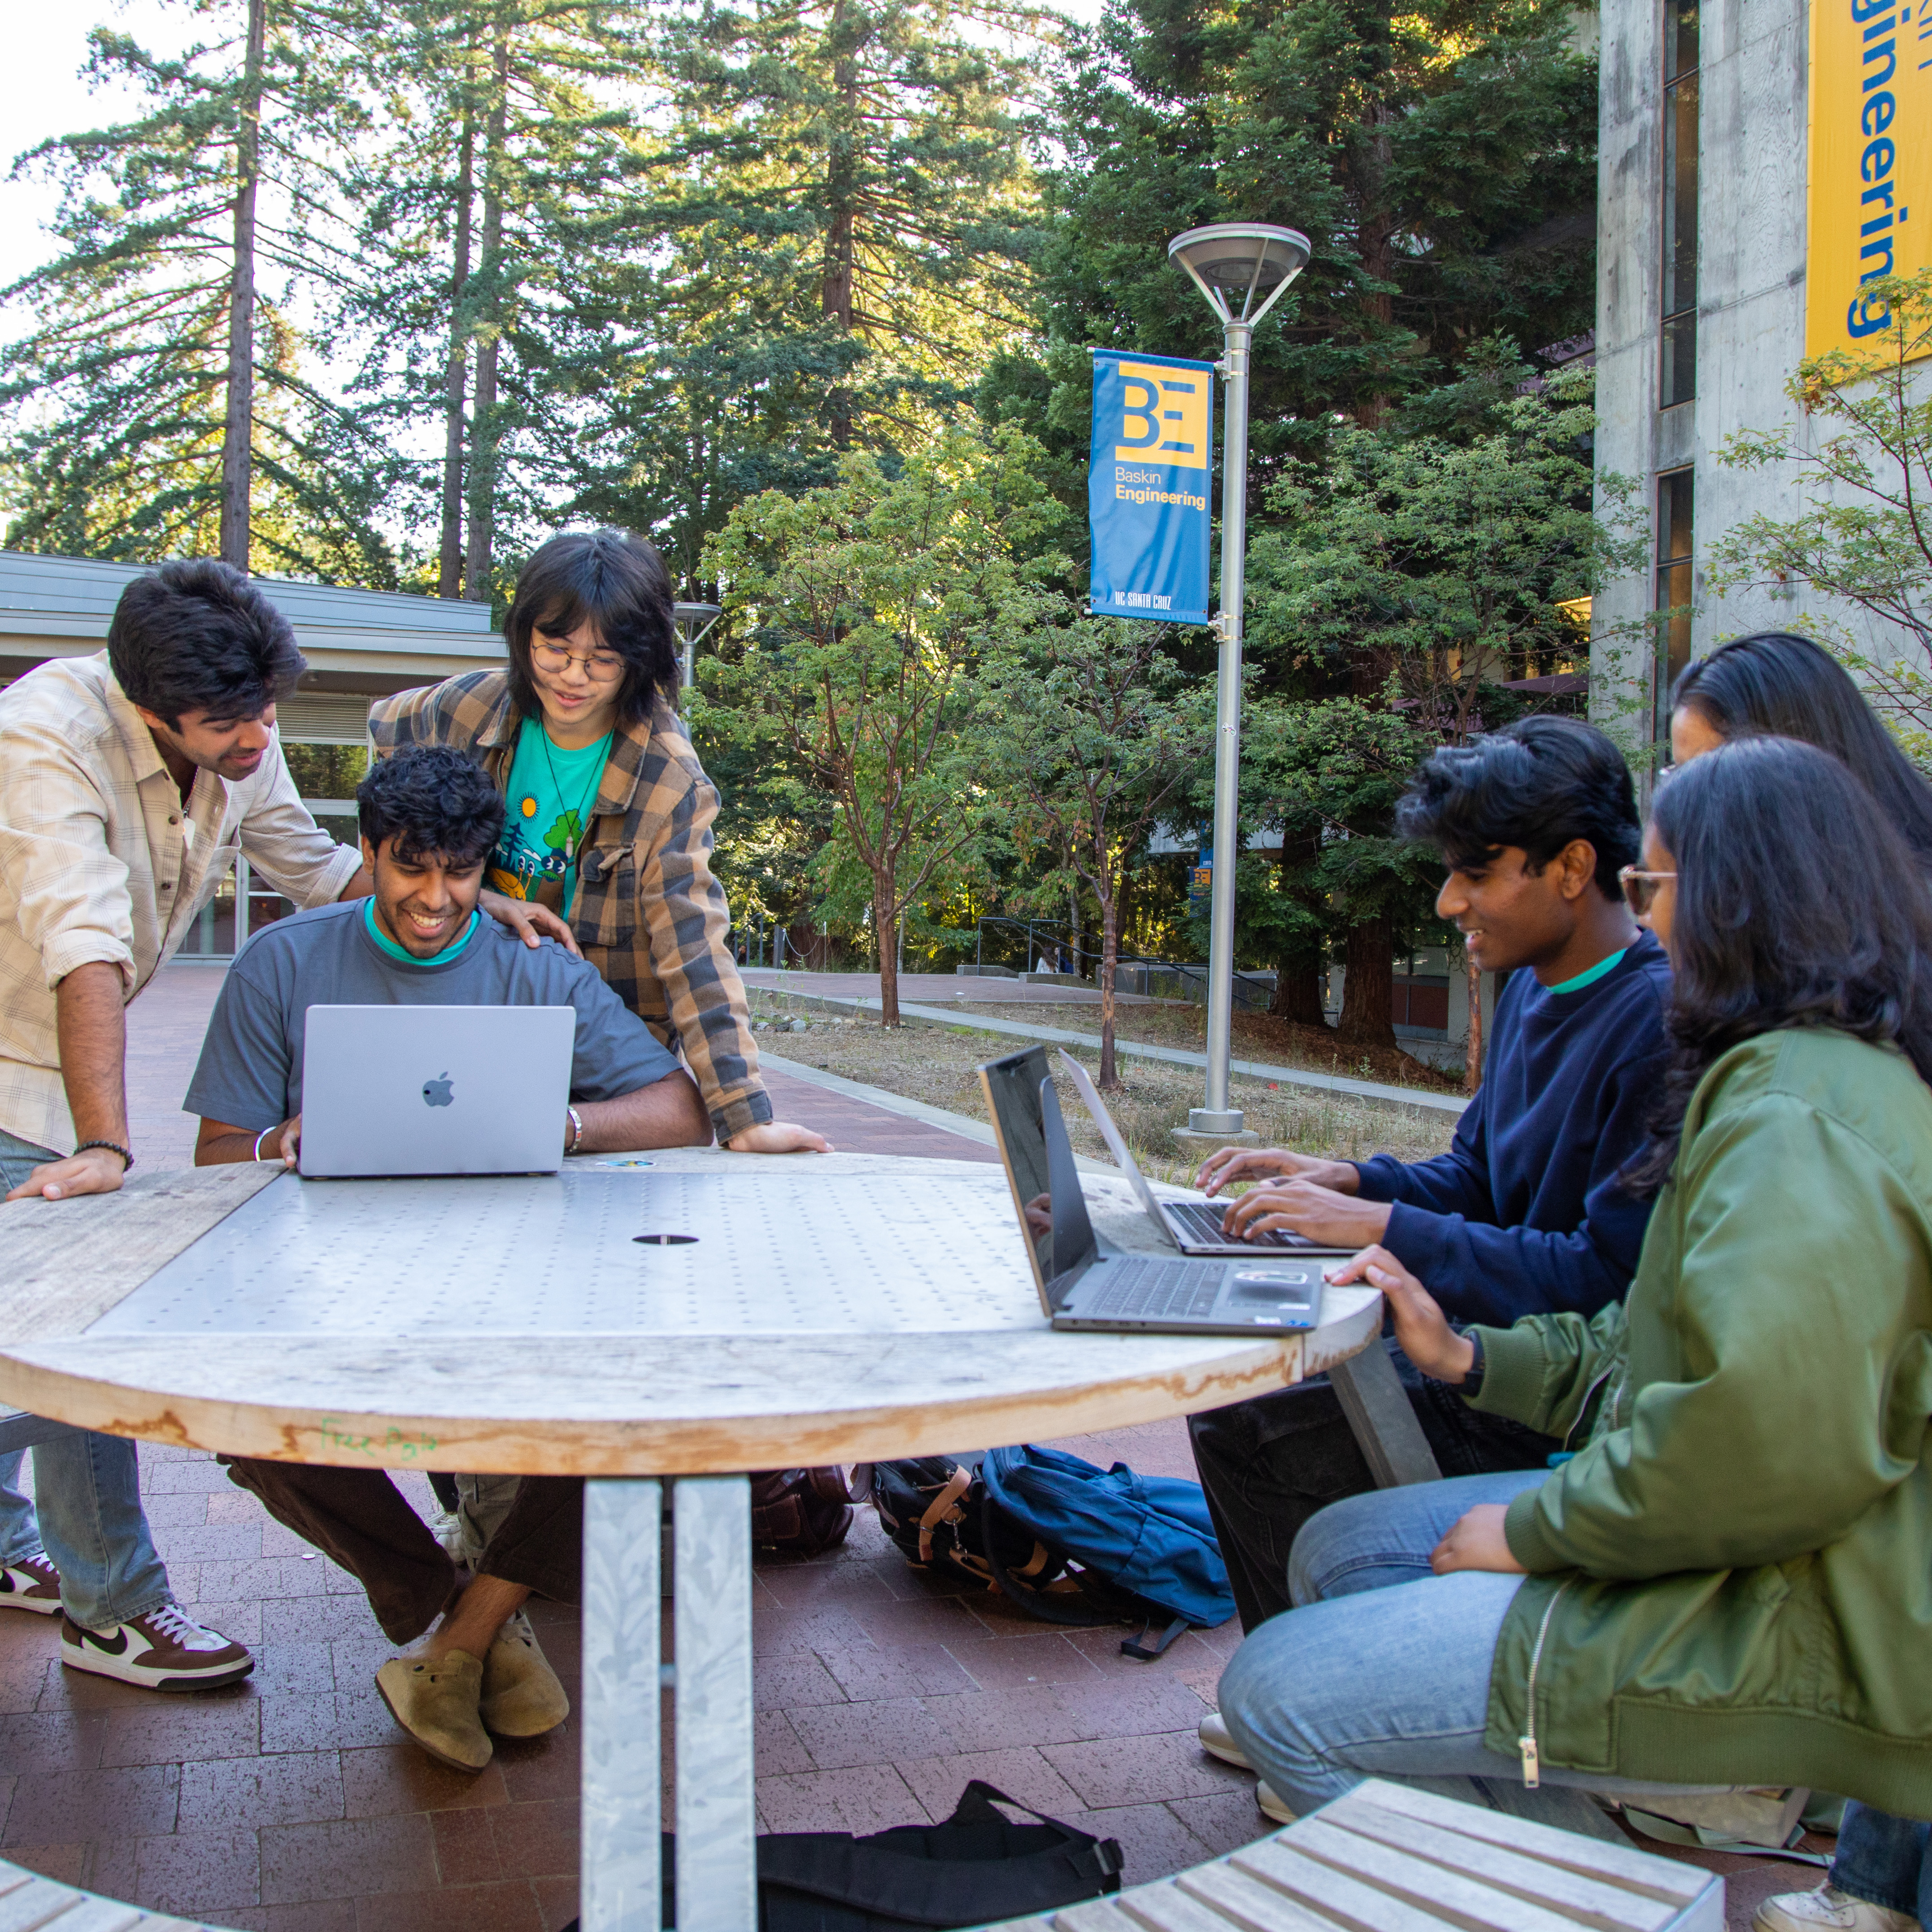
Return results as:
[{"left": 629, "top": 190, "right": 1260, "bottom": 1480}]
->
[
  {"left": 60, "top": 1603, "right": 254, "bottom": 1690},
  {"left": 375, "top": 1651, "right": 491, "bottom": 1771},
  {"left": 0, "top": 1551, "right": 61, "bottom": 1615},
  {"left": 480, "top": 1610, "right": 570, "bottom": 1737}
]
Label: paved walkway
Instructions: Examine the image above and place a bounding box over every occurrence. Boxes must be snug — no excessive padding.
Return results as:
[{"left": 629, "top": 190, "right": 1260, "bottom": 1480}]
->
[
  {"left": 744, "top": 973, "right": 1467, "bottom": 1116},
  {"left": 743, "top": 970, "right": 1170, "bottom": 1007}
]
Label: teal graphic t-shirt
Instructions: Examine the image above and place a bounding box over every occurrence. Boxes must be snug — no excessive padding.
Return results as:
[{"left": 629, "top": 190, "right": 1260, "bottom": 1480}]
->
[{"left": 489, "top": 717, "right": 613, "bottom": 912}]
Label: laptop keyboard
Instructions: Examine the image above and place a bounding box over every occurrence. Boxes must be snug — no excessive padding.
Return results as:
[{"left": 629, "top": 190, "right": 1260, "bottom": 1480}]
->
[
  {"left": 1085, "top": 1258, "right": 1223, "bottom": 1321},
  {"left": 1164, "top": 1201, "right": 1312, "bottom": 1250}
]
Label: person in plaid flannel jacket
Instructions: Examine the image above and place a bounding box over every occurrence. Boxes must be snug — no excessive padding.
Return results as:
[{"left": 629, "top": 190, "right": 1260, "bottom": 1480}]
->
[{"left": 369, "top": 529, "right": 827, "bottom": 1155}]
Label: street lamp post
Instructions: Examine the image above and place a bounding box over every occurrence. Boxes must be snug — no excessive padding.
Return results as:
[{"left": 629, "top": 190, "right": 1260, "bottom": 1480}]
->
[{"left": 1166, "top": 222, "right": 1310, "bottom": 1149}]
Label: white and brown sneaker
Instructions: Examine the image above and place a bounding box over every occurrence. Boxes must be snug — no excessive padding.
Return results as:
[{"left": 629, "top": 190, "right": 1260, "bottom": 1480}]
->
[
  {"left": 60, "top": 1603, "right": 254, "bottom": 1691},
  {"left": 0, "top": 1551, "right": 61, "bottom": 1615}
]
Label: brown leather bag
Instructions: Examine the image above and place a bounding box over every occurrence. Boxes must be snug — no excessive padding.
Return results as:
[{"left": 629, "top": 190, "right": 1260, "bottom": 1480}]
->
[{"left": 749, "top": 1467, "right": 855, "bottom": 1557}]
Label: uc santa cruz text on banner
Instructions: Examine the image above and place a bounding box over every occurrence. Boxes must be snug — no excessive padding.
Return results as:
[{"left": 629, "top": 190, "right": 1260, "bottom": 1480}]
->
[
  {"left": 1088, "top": 349, "right": 1214, "bottom": 625},
  {"left": 1808, "top": 0, "right": 1932, "bottom": 360}
]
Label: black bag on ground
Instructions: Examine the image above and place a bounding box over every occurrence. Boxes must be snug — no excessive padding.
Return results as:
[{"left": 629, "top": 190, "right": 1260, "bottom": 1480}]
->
[{"left": 557, "top": 1781, "right": 1122, "bottom": 1932}]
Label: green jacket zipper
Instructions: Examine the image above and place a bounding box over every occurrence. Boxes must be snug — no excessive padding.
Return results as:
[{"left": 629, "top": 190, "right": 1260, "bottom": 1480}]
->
[{"left": 1519, "top": 1577, "right": 1573, "bottom": 1787}]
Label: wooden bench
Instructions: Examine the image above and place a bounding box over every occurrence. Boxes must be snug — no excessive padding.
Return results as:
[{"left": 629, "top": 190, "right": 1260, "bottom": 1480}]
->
[
  {"left": 987, "top": 1780, "right": 1723, "bottom": 1932},
  {"left": 0, "top": 1411, "right": 79, "bottom": 1458},
  {"left": 0, "top": 1855, "right": 245, "bottom": 1931}
]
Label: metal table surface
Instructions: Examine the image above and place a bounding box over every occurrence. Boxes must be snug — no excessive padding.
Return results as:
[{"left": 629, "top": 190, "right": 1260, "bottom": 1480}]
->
[{"left": 0, "top": 1148, "right": 1403, "bottom": 1932}]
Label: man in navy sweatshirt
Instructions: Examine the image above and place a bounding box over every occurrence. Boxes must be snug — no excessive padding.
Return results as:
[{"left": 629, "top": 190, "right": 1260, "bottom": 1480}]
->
[{"left": 1188, "top": 716, "right": 1670, "bottom": 1650}]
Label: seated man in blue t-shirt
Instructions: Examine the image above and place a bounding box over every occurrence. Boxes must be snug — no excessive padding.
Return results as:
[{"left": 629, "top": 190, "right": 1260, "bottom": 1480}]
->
[
  {"left": 188, "top": 745, "right": 709, "bottom": 1776},
  {"left": 1187, "top": 718, "right": 1671, "bottom": 1795}
]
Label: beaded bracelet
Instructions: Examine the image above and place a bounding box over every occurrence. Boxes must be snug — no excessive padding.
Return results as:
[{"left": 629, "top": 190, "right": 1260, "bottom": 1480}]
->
[{"left": 75, "top": 1139, "right": 133, "bottom": 1172}]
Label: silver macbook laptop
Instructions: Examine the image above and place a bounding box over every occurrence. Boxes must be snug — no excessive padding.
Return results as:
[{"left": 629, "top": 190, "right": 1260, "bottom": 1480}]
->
[
  {"left": 299, "top": 1005, "right": 576, "bottom": 1178},
  {"left": 1053, "top": 1050, "right": 1351, "bottom": 1259},
  {"left": 977, "top": 1045, "right": 1325, "bottom": 1335}
]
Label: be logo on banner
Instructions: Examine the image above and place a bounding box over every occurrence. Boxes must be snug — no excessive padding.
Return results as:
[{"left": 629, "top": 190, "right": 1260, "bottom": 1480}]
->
[{"left": 1088, "top": 348, "right": 1214, "bottom": 626}]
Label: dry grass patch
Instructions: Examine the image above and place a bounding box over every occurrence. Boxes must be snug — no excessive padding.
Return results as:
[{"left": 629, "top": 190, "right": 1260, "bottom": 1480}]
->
[{"left": 747, "top": 991, "right": 1458, "bottom": 1186}]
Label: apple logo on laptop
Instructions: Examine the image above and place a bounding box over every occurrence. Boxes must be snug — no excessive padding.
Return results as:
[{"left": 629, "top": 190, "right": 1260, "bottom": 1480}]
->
[{"left": 422, "top": 1073, "right": 455, "bottom": 1108}]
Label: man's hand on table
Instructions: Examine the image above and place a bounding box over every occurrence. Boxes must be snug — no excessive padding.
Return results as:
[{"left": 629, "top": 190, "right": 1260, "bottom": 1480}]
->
[
  {"left": 4, "top": 1142, "right": 130, "bottom": 1203},
  {"left": 726, "top": 1120, "right": 834, "bottom": 1154},
  {"left": 193, "top": 1115, "right": 300, "bottom": 1167},
  {"left": 478, "top": 889, "right": 581, "bottom": 956}
]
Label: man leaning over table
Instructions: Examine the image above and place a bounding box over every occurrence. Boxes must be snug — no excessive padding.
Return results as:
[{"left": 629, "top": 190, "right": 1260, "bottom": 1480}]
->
[
  {"left": 0, "top": 561, "right": 572, "bottom": 1693},
  {"left": 0, "top": 562, "right": 361, "bottom": 1689},
  {"left": 190, "top": 744, "right": 710, "bottom": 1771}
]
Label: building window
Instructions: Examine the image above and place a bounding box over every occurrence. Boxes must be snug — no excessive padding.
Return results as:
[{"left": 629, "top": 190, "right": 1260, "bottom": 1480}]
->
[
  {"left": 1661, "top": 0, "right": 1698, "bottom": 407},
  {"left": 1654, "top": 468, "right": 1694, "bottom": 743}
]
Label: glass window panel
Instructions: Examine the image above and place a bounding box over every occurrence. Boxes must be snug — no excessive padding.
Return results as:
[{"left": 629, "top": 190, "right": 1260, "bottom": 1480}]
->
[
  {"left": 1654, "top": 470, "right": 1695, "bottom": 744},
  {"left": 1661, "top": 313, "right": 1697, "bottom": 409},
  {"left": 1662, "top": 72, "right": 1699, "bottom": 321},
  {"left": 1665, "top": 0, "right": 1698, "bottom": 84}
]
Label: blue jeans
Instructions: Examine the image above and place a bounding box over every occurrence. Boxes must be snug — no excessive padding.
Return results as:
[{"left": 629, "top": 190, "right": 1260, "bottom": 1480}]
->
[
  {"left": 1218, "top": 1471, "right": 1728, "bottom": 1815},
  {"left": 1833, "top": 1802, "right": 1931, "bottom": 1923},
  {"left": 0, "top": 1128, "right": 171, "bottom": 1628}
]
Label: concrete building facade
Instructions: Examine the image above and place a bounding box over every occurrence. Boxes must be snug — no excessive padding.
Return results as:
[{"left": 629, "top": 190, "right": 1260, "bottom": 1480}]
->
[{"left": 1589, "top": 0, "right": 1913, "bottom": 749}]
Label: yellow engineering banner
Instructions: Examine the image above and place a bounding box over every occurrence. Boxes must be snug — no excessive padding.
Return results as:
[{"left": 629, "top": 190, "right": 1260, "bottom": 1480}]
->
[{"left": 1808, "top": 0, "right": 1932, "bottom": 357}]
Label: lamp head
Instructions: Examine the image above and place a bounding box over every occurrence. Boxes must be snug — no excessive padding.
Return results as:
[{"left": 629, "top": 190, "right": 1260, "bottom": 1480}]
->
[{"left": 1167, "top": 222, "right": 1311, "bottom": 326}]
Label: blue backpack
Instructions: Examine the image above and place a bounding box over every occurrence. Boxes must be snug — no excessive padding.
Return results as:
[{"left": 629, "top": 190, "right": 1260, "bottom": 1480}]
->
[{"left": 868, "top": 1445, "right": 1235, "bottom": 1658}]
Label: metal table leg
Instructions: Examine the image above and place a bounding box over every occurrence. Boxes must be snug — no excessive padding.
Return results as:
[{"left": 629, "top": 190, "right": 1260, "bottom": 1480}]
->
[
  {"left": 1330, "top": 1342, "right": 1442, "bottom": 1487},
  {"left": 673, "top": 1474, "right": 757, "bottom": 1932},
  {"left": 581, "top": 1477, "right": 663, "bottom": 1931}
]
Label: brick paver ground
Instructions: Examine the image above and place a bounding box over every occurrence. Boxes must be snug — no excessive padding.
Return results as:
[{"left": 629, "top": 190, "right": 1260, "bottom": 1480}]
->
[{"left": 0, "top": 966, "right": 1826, "bottom": 1929}]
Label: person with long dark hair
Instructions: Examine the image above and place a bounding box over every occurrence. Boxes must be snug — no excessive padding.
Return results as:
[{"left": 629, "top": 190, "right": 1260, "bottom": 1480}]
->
[
  {"left": 1667, "top": 638, "right": 1932, "bottom": 1932},
  {"left": 370, "top": 529, "right": 825, "bottom": 1155},
  {"left": 1212, "top": 737, "right": 1932, "bottom": 1827},
  {"left": 1671, "top": 630, "right": 1932, "bottom": 862}
]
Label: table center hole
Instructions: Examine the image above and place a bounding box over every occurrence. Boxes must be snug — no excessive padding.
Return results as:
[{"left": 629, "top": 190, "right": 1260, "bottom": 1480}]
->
[{"left": 634, "top": 1233, "right": 699, "bottom": 1246}]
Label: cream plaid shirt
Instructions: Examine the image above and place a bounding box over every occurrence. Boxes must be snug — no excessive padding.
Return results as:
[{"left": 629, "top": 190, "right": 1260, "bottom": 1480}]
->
[{"left": 0, "top": 653, "right": 361, "bottom": 1153}]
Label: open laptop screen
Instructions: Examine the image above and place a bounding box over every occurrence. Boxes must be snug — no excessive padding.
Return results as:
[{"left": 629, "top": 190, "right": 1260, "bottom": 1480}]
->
[{"left": 979, "top": 1045, "right": 1098, "bottom": 1304}]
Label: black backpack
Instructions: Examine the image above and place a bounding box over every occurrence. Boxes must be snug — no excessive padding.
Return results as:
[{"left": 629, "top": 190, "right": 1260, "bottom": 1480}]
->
[{"left": 559, "top": 1782, "right": 1122, "bottom": 1931}]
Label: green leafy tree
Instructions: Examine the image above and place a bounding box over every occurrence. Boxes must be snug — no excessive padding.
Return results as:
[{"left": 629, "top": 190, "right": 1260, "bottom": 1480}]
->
[
  {"left": 330, "top": 0, "right": 661, "bottom": 600},
  {"left": 699, "top": 424, "right": 1065, "bottom": 1024},
  {"left": 983, "top": 0, "right": 1597, "bottom": 478},
  {"left": 979, "top": 619, "right": 1211, "bottom": 1083},
  {"left": 565, "top": 0, "right": 1047, "bottom": 596},
  {"left": 1236, "top": 366, "right": 1640, "bottom": 1074},
  {"left": 0, "top": 0, "right": 396, "bottom": 576},
  {"left": 1707, "top": 268, "right": 1932, "bottom": 769}
]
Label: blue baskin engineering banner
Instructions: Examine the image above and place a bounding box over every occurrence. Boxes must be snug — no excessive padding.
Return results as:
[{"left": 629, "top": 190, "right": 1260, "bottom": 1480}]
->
[{"left": 1088, "top": 348, "right": 1214, "bottom": 625}]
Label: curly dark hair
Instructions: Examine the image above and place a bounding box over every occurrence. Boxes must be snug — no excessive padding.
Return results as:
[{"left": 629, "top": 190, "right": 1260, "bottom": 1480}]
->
[
  {"left": 1395, "top": 715, "right": 1640, "bottom": 899},
  {"left": 504, "top": 529, "right": 680, "bottom": 726},
  {"left": 1671, "top": 631, "right": 1932, "bottom": 868},
  {"left": 107, "top": 558, "right": 307, "bottom": 729},
  {"left": 1623, "top": 735, "right": 1932, "bottom": 1197},
  {"left": 356, "top": 746, "right": 505, "bottom": 869}
]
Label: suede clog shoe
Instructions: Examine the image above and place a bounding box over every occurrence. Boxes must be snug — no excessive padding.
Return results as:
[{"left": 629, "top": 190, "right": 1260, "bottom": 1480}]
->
[
  {"left": 375, "top": 1650, "right": 491, "bottom": 1771},
  {"left": 480, "top": 1610, "right": 570, "bottom": 1738}
]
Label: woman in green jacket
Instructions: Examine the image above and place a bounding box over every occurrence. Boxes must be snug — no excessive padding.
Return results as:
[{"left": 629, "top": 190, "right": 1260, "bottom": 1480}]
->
[{"left": 1218, "top": 735, "right": 1932, "bottom": 1821}]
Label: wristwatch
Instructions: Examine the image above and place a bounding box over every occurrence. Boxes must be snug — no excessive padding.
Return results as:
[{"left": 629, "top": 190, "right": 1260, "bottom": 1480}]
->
[{"left": 1461, "top": 1329, "right": 1487, "bottom": 1397}]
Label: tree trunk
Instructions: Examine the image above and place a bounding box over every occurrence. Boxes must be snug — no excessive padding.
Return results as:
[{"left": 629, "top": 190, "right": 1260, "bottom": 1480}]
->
[
  {"left": 438, "top": 100, "right": 476, "bottom": 599},
  {"left": 875, "top": 872, "right": 900, "bottom": 1026},
  {"left": 822, "top": 0, "right": 857, "bottom": 446},
  {"left": 1335, "top": 914, "right": 1397, "bottom": 1047},
  {"left": 1267, "top": 827, "right": 1328, "bottom": 1026},
  {"left": 1270, "top": 957, "right": 1328, "bottom": 1026},
  {"left": 218, "top": 0, "right": 266, "bottom": 569},
  {"left": 1098, "top": 887, "right": 1120, "bottom": 1088},
  {"left": 1463, "top": 951, "right": 1484, "bottom": 1093},
  {"left": 464, "top": 25, "right": 510, "bottom": 604}
]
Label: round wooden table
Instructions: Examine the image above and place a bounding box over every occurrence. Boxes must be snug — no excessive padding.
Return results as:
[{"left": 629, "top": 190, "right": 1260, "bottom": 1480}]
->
[{"left": 0, "top": 1148, "right": 1391, "bottom": 1932}]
